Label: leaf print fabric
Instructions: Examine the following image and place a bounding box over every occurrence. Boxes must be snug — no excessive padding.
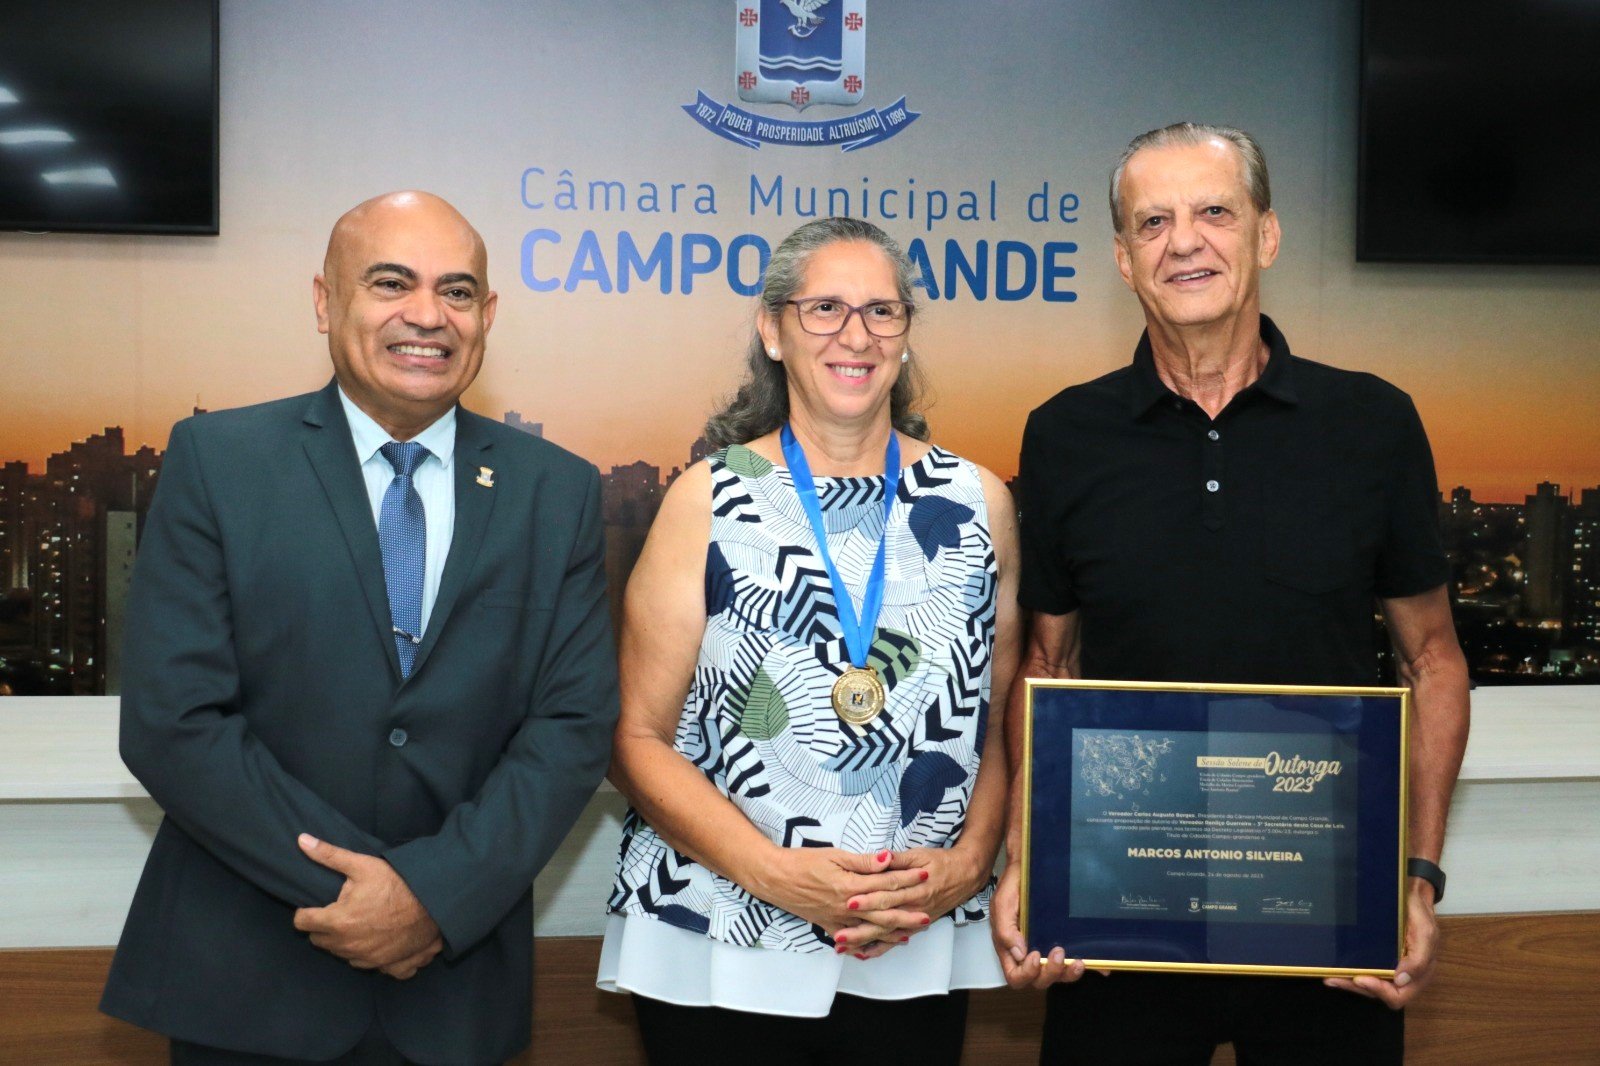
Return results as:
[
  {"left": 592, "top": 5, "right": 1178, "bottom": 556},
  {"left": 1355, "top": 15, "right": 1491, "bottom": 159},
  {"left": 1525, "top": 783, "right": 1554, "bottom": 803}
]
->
[{"left": 608, "top": 444, "right": 997, "bottom": 952}]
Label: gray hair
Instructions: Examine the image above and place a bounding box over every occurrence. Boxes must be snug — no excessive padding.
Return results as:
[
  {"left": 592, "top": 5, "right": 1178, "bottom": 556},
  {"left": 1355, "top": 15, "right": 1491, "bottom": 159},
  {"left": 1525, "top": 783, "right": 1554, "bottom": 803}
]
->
[
  {"left": 704, "top": 217, "right": 929, "bottom": 449},
  {"left": 1108, "top": 122, "right": 1271, "bottom": 235}
]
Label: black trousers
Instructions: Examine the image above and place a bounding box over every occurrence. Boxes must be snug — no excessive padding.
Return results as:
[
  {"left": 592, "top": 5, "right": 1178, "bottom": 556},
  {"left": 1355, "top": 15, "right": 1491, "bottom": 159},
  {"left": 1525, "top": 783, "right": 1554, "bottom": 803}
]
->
[
  {"left": 633, "top": 990, "right": 970, "bottom": 1066},
  {"left": 170, "top": 1022, "right": 418, "bottom": 1066},
  {"left": 1040, "top": 973, "right": 1403, "bottom": 1065}
]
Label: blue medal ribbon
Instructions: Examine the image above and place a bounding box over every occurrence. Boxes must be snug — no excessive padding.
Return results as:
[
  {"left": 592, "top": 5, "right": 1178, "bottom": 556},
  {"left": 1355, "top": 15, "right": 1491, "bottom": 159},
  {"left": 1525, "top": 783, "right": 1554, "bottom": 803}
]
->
[{"left": 780, "top": 423, "right": 900, "bottom": 670}]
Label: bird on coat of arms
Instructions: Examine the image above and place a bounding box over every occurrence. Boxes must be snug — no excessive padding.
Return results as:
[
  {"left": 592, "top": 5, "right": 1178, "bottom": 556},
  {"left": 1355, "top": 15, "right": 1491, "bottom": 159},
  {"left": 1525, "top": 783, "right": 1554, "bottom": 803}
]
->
[{"left": 779, "top": 0, "right": 829, "bottom": 37}]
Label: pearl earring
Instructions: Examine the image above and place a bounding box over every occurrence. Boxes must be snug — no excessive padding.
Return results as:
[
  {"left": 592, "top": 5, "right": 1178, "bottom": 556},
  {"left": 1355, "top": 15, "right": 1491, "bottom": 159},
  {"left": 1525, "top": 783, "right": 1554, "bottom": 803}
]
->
[
  {"left": 768, "top": 347, "right": 780, "bottom": 360},
  {"left": 901, "top": 349, "right": 912, "bottom": 364}
]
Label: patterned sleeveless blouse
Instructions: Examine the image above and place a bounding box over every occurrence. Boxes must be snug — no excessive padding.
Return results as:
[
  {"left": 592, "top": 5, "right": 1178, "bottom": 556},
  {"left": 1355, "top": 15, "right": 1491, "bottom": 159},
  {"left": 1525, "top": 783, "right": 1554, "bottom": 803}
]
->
[{"left": 608, "top": 442, "right": 996, "bottom": 953}]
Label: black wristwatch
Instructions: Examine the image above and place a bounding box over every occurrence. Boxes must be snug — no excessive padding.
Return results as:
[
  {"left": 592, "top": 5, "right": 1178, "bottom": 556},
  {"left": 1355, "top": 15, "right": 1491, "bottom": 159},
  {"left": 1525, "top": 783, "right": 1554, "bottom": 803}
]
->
[{"left": 1406, "top": 857, "right": 1446, "bottom": 904}]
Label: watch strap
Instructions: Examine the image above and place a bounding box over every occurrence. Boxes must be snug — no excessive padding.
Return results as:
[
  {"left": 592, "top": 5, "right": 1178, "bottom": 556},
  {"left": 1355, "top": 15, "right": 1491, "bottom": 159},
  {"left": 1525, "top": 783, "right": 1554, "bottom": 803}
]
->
[{"left": 1407, "top": 857, "right": 1446, "bottom": 904}]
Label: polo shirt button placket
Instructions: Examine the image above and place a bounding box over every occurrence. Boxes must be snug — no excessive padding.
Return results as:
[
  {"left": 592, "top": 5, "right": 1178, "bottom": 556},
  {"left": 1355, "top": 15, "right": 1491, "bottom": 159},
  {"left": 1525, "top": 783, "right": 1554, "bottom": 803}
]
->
[
  {"left": 1202, "top": 423, "right": 1225, "bottom": 531},
  {"left": 389, "top": 728, "right": 408, "bottom": 748}
]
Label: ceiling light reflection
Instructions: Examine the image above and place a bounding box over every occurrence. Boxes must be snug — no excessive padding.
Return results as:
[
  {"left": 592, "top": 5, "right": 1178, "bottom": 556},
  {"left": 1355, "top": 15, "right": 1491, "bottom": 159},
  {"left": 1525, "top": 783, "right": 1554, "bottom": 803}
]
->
[
  {"left": 41, "top": 165, "right": 117, "bottom": 188},
  {"left": 0, "top": 128, "right": 74, "bottom": 146}
]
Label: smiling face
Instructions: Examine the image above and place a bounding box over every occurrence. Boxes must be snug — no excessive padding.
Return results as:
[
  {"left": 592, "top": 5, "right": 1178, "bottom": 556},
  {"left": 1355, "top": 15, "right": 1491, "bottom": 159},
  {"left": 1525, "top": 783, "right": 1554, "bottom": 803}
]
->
[
  {"left": 1113, "top": 139, "right": 1280, "bottom": 335},
  {"left": 313, "top": 191, "right": 497, "bottom": 440},
  {"left": 757, "top": 239, "right": 909, "bottom": 433}
]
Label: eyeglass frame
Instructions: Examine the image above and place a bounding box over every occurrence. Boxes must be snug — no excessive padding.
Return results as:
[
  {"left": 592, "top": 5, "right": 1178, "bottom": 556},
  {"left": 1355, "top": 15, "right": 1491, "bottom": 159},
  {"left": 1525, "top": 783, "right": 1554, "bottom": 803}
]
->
[{"left": 782, "top": 297, "right": 914, "bottom": 338}]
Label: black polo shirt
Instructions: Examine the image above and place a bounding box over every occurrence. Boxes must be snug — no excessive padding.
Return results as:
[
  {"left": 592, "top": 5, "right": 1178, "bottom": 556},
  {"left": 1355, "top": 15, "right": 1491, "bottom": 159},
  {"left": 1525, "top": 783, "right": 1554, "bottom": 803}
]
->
[{"left": 1018, "top": 314, "right": 1449, "bottom": 687}]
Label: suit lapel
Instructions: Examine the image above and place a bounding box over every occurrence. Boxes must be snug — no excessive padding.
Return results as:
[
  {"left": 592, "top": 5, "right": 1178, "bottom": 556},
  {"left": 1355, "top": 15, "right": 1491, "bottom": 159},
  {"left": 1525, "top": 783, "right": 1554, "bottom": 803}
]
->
[
  {"left": 300, "top": 383, "right": 403, "bottom": 681},
  {"left": 410, "top": 410, "right": 498, "bottom": 678}
]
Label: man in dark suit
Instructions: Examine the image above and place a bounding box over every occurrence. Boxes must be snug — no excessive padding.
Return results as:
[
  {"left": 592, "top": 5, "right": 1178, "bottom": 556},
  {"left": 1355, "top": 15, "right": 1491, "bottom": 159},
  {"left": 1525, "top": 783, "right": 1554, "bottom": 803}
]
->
[{"left": 101, "top": 191, "right": 620, "bottom": 1064}]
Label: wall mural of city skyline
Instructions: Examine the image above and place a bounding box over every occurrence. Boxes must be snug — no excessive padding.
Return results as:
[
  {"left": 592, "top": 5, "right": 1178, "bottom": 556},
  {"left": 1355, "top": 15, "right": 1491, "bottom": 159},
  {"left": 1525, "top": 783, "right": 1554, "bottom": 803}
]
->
[
  {"left": 3, "top": 411, "right": 1595, "bottom": 696},
  {"left": 3, "top": 2, "right": 1597, "bottom": 694}
]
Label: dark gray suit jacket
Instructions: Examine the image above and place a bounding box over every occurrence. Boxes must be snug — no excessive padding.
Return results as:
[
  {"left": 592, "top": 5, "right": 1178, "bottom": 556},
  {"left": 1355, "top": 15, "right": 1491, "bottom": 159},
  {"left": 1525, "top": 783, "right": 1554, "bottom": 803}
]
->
[{"left": 100, "top": 382, "right": 619, "bottom": 1064}]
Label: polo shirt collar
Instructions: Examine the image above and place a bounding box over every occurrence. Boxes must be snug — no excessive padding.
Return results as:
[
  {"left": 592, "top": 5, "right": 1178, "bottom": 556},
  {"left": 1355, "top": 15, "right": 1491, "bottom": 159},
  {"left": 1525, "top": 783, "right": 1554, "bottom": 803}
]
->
[
  {"left": 337, "top": 386, "right": 457, "bottom": 468},
  {"left": 1128, "top": 313, "right": 1299, "bottom": 417},
  {"left": 1128, "top": 335, "right": 1171, "bottom": 418},
  {"left": 1253, "top": 315, "right": 1299, "bottom": 406}
]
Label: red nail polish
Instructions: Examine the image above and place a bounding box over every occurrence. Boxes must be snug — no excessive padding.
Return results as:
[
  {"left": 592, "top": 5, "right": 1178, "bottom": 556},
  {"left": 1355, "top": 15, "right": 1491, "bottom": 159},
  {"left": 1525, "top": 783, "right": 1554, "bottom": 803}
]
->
[
  {"left": 848, "top": 900, "right": 860, "bottom": 910},
  {"left": 836, "top": 932, "right": 847, "bottom": 944},
  {"left": 919, "top": 870, "right": 930, "bottom": 882},
  {"left": 899, "top": 936, "right": 909, "bottom": 943},
  {"left": 920, "top": 916, "right": 931, "bottom": 925},
  {"left": 854, "top": 953, "right": 868, "bottom": 960},
  {"left": 876, "top": 850, "right": 890, "bottom": 862},
  {"left": 835, "top": 945, "right": 847, "bottom": 954}
]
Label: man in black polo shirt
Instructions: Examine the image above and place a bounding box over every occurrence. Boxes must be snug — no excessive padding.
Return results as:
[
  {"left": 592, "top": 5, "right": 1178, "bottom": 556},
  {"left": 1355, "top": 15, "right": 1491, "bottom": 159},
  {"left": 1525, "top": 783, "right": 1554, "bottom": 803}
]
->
[{"left": 990, "top": 123, "right": 1471, "bottom": 1063}]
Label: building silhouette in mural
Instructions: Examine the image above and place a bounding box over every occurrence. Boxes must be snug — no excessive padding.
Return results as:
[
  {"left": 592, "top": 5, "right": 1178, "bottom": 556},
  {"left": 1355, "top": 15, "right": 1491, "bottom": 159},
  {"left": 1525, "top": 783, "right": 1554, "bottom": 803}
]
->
[
  {"left": 0, "top": 424, "right": 169, "bottom": 695},
  {"left": 2, "top": 419, "right": 1597, "bottom": 695},
  {"left": 1573, "top": 489, "right": 1600, "bottom": 646},
  {"left": 1426, "top": 480, "right": 1600, "bottom": 681},
  {"left": 503, "top": 410, "right": 543, "bottom": 438}
]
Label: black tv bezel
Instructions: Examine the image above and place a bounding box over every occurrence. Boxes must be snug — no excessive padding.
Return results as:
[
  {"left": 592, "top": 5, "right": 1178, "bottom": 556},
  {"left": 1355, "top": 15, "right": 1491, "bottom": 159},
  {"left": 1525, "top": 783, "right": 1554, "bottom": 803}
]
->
[
  {"left": 1356, "top": 0, "right": 1600, "bottom": 266},
  {"left": 0, "top": 0, "right": 220, "bottom": 237}
]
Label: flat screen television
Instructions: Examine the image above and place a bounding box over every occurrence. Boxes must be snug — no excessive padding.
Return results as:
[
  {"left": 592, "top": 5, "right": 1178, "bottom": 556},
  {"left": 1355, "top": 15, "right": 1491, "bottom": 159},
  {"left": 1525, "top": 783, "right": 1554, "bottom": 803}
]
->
[
  {"left": 0, "top": 0, "right": 218, "bottom": 235},
  {"left": 1358, "top": 0, "right": 1600, "bottom": 264}
]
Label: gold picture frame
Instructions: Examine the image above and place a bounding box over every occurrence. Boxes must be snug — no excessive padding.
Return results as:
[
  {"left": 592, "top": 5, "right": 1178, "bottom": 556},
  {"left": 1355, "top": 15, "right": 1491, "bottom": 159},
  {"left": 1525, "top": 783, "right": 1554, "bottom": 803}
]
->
[{"left": 1020, "top": 678, "right": 1410, "bottom": 978}]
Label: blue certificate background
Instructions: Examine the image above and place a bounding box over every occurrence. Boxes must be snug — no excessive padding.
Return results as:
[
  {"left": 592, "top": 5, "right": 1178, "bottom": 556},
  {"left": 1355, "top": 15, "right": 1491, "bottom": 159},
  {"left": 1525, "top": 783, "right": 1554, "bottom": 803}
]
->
[
  {"left": 1068, "top": 727, "right": 1358, "bottom": 925},
  {"left": 1027, "top": 687, "right": 1403, "bottom": 971}
]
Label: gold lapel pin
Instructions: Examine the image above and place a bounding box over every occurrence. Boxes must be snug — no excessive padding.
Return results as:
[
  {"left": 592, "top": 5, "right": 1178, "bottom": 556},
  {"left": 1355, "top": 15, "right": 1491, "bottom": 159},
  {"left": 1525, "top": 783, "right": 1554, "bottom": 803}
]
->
[{"left": 476, "top": 466, "right": 495, "bottom": 488}]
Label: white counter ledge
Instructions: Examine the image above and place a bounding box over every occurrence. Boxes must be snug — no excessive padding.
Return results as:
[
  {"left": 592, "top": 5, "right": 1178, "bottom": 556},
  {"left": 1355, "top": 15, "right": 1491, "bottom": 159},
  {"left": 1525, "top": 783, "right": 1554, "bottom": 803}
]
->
[{"left": 1, "top": 688, "right": 1596, "bottom": 947}]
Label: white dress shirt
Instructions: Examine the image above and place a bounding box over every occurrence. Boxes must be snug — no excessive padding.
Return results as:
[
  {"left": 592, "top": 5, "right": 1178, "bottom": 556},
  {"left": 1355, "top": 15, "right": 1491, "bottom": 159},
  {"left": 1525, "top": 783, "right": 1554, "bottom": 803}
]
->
[{"left": 338, "top": 388, "right": 456, "bottom": 636}]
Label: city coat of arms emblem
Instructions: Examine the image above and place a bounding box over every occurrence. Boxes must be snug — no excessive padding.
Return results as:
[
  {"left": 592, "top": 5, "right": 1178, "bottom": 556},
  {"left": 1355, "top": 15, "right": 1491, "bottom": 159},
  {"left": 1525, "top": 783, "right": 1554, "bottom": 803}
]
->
[
  {"left": 735, "top": 1, "right": 866, "bottom": 112},
  {"left": 683, "top": 0, "right": 914, "bottom": 150}
]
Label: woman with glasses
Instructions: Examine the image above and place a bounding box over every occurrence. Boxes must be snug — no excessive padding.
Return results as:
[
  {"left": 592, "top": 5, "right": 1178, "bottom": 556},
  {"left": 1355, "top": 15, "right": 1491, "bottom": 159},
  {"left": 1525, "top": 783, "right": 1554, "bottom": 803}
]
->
[{"left": 599, "top": 217, "right": 1019, "bottom": 1064}]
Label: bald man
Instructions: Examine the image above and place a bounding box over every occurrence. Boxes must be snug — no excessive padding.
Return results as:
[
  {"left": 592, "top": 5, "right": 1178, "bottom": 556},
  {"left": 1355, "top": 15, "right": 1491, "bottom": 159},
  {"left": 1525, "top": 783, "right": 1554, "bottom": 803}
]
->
[{"left": 101, "top": 192, "right": 619, "bottom": 1064}]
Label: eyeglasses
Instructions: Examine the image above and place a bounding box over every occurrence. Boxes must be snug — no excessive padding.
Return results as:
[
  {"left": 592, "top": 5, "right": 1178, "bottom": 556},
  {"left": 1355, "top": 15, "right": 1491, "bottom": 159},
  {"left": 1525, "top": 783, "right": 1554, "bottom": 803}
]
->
[{"left": 784, "top": 297, "right": 913, "bottom": 338}]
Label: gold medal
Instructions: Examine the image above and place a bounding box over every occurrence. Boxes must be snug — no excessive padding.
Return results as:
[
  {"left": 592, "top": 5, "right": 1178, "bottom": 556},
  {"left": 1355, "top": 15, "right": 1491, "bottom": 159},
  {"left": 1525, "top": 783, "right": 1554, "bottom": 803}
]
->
[{"left": 832, "top": 666, "right": 886, "bottom": 726}]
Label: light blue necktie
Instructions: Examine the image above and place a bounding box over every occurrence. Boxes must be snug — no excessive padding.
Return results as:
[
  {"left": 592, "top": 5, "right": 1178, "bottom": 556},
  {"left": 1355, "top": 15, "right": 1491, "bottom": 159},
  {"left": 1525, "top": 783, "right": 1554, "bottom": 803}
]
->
[{"left": 378, "top": 441, "right": 429, "bottom": 678}]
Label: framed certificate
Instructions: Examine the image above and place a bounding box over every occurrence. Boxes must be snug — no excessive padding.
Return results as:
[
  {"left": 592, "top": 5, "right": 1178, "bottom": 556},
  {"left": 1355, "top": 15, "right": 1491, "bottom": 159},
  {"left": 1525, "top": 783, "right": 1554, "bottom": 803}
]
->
[{"left": 1021, "top": 679, "right": 1409, "bottom": 978}]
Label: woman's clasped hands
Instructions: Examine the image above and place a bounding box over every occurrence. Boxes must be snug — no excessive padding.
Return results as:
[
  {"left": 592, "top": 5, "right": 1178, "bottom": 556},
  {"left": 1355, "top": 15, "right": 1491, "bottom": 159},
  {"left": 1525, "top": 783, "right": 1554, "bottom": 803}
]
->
[{"left": 750, "top": 843, "right": 988, "bottom": 961}]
